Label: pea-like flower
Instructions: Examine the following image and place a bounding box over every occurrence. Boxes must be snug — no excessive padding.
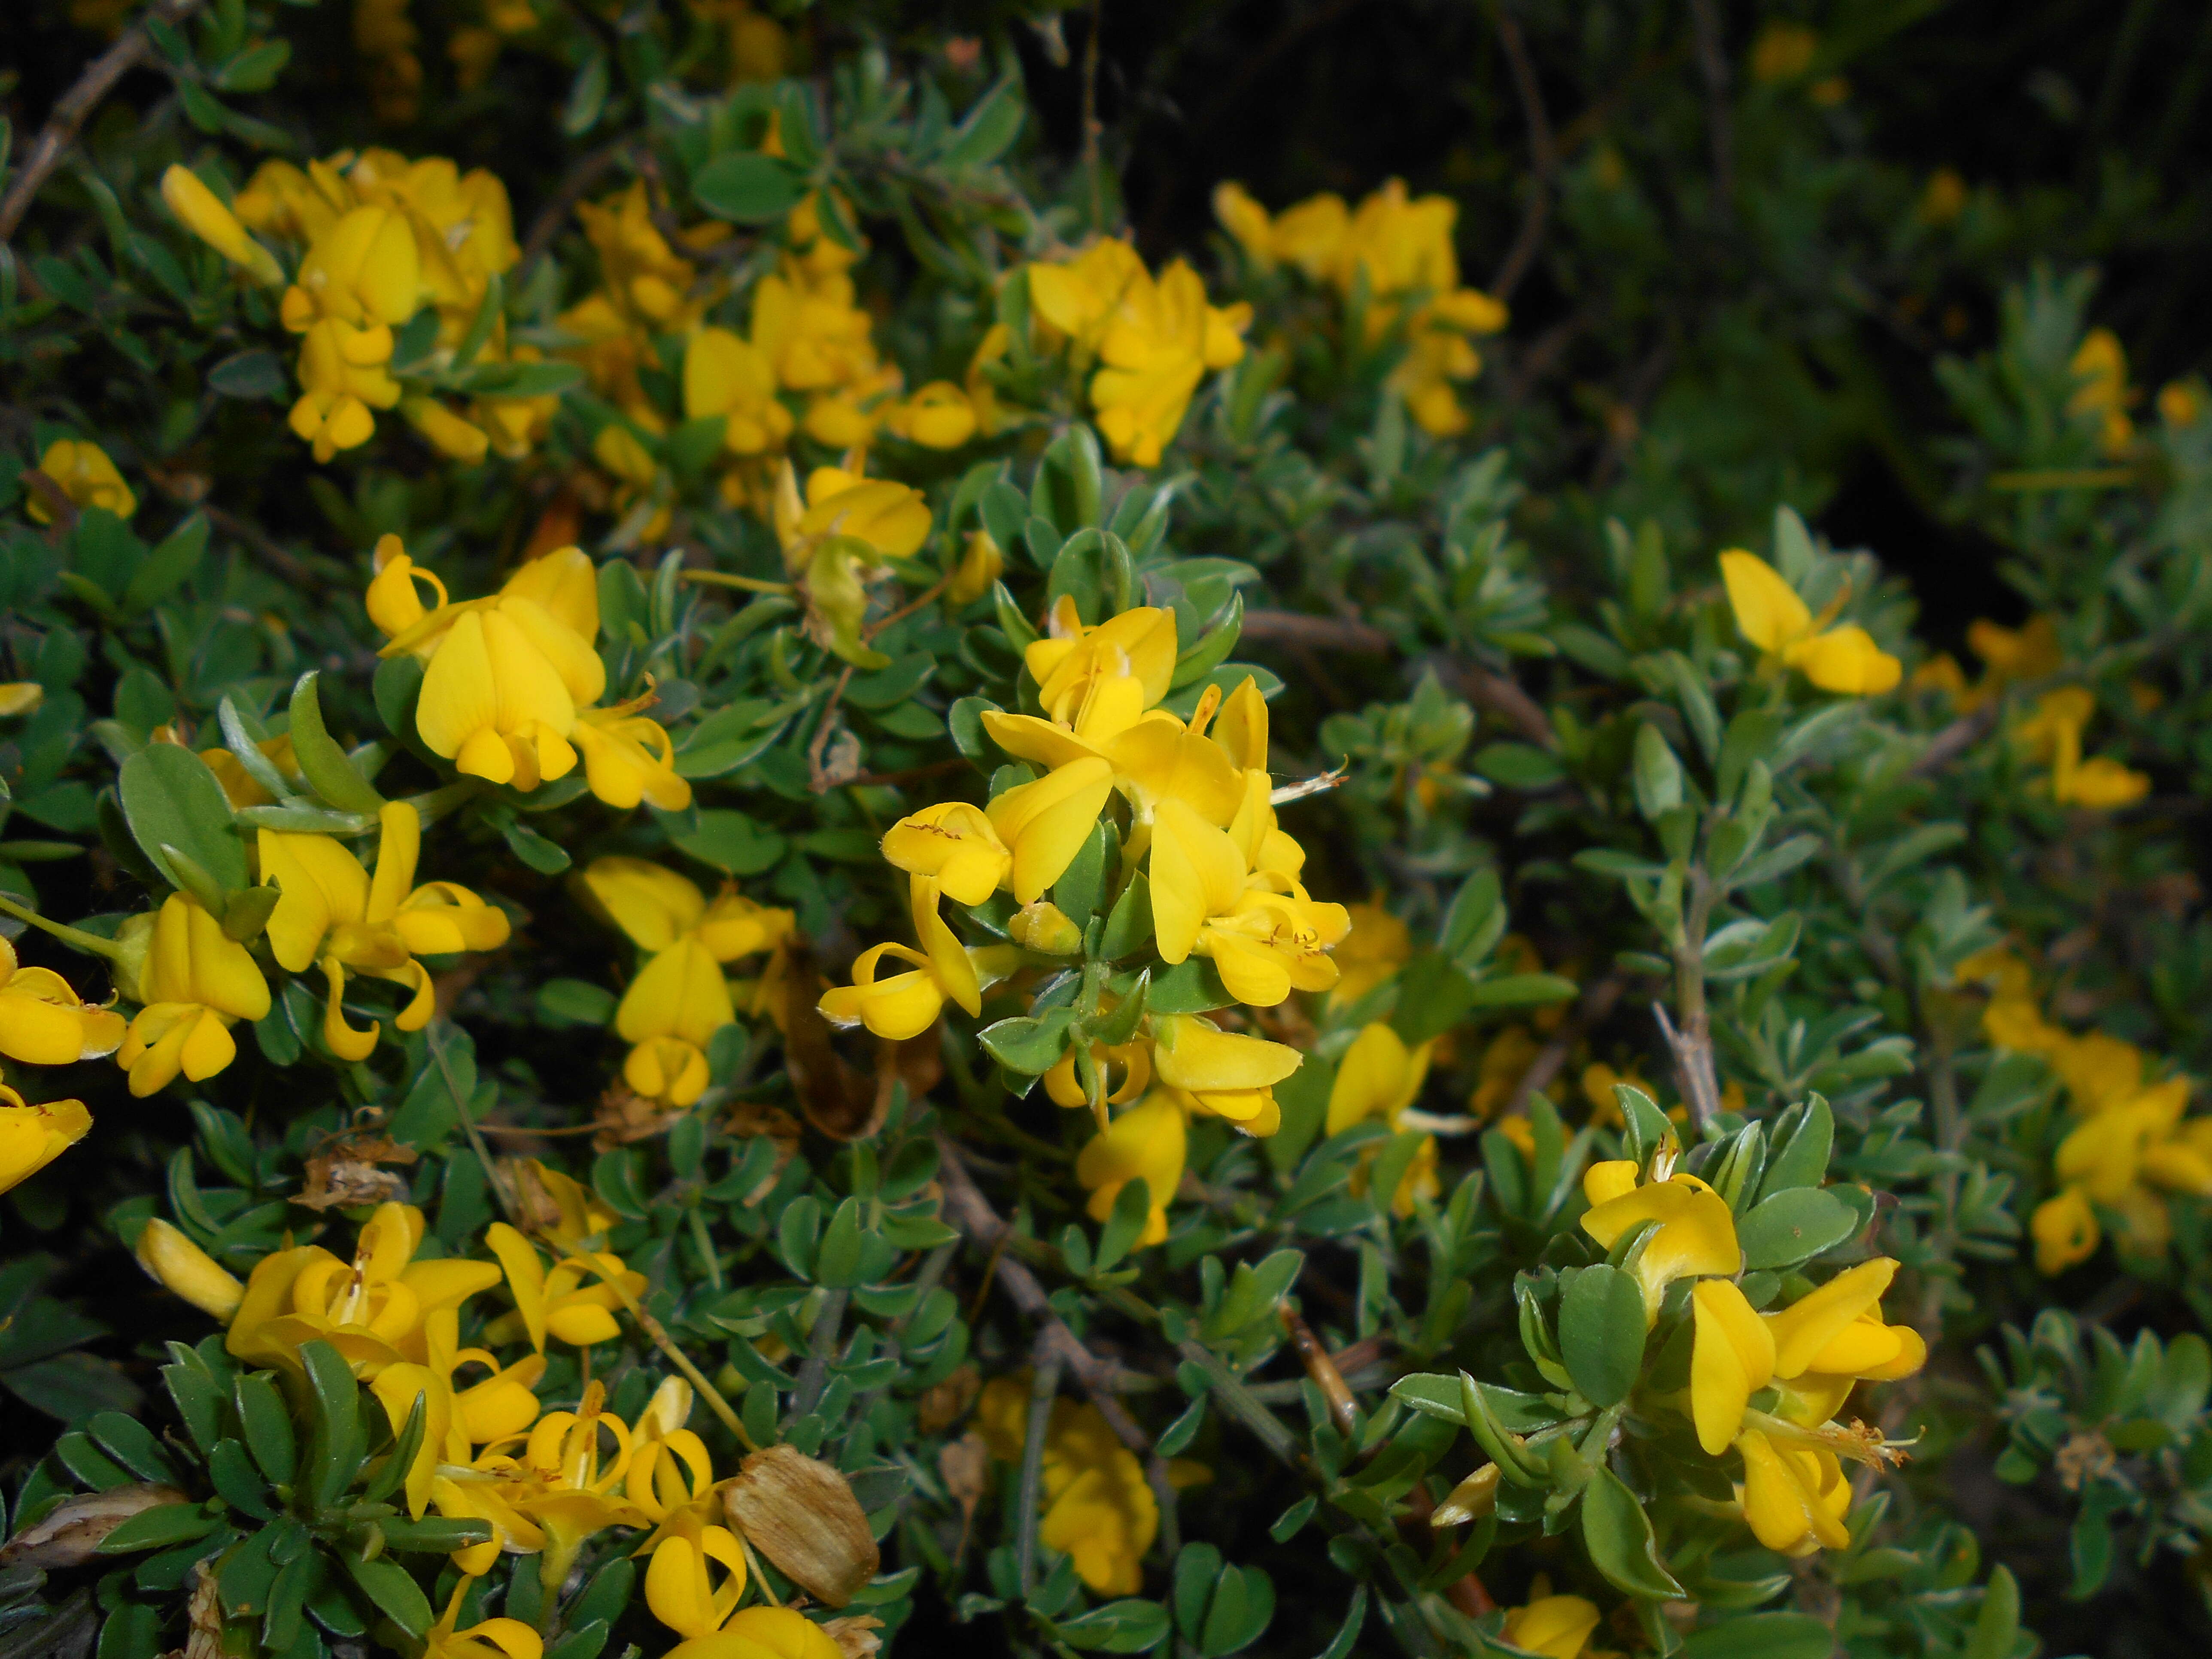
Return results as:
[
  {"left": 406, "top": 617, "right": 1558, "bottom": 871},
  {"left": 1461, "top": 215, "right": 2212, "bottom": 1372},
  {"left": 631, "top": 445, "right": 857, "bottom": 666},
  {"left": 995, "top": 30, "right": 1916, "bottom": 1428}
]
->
[
  {"left": 1720, "top": 549, "right": 1902, "bottom": 696},
  {"left": 421, "top": 1583, "right": 542, "bottom": 1659},
  {"left": 1076, "top": 1093, "right": 1186, "bottom": 1246},
  {"left": 134, "top": 1217, "right": 244, "bottom": 1320},
  {"left": 818, "top": 876, "right": 992, "bottom": 1042},
  {"left": 1578, "top": 1159, "right": 1741, "bottom": 1319},
  {"left": 261, "top": 800, "right": 510, "bottom": 1060},
  {"left": 27, "top": 439, "right": 136, "bottom": 523},
  {"left": 0, "top": 1087, "right": 90, "bottom": 1198},
  {"left": 0, "top": 935, "right": 125, "bottom": 1066},
  {"left": 117, "top": 894, "right": 272, "bottom": 1097},
  {"left": 685, "top": 326, "right": 794, "bottom": 457},
  {"left": 1148, "top": 1012, "right": 1303, "bottom": 1136},
  {"left": 1325, "top": 1022, "right": 1439, "bottom": 1215}
]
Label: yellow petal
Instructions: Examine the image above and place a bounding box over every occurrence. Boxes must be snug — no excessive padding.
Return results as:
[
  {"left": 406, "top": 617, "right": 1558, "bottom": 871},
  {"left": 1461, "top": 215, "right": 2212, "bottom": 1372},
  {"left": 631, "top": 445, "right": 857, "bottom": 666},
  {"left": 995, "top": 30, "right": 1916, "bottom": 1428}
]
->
[
  {"left": 1691, "top": 1280, "right": 1775, "bottom": 1454},
  {"left": 987, "top": 759, "right": 1114, "bottom": 905},
  {"left": 1787, "top": 626, "right": 1902, "bottom": 695},
  {"left": 1148, "top": 797, "right": 1246, "bottom": 964},
  {"left": 1765, "top": 1258, "right": 1897, "bottom": 1378},
  {"left": 1719, "top": 550, "right": 1811, "bottom": 655}
]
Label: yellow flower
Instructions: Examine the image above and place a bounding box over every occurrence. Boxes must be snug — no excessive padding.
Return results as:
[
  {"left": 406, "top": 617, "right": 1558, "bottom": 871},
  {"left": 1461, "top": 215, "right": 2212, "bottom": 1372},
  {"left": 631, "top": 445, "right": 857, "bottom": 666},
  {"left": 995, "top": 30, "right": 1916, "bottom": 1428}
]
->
[
  {"left": 685, "top": 327, "right": 794, "bottom": 456},
  {"left": 987, "top": 760, "right": 1116, "bottom": 905},
  {"left": 662, "top": 1608, "right": 845, "bottom": 1659},
  {"left": 975, "top": 1376, "right": 1191, "bottom": 1595},
  {"left": 1469, "top": 1025, "right": 1541, "bottom": 1119},
  {"left": 646, "top": 1524, "right": 750, "bottom": 1638},
  {"left": 818, "top": 876, "right": 992, "bottom": 1042},
  {"left": 289, "top": 317, "right": 404, "bottom": 460},
  {"left": 2069, "top": 328, "right": 2134, "bottom": 456},
  {"left": 228, "top": 1201, "right": 502, "bottom": 1376},
  {"left": 27, "top": 439, "right": 136, "bottom": 522},
  {"left": 0, "top": 684, "right": 40, "bottom": 717},
  {"left": 372, "top": 541, "right": 605, "bottom": 790},
  {"left": 280, "top": 203, "right": 421, "bottom": 336},
  {"left": 2013, "top": 687, "right": 2149, "bottom": 809},
  {"left": 577, "top": 857, "right": 792, "bottom": 1106},
  {"left": 1021, "top": 601, "right": 1180, "bottom": 737},
  {"left": 118, "top": 894, "right": 272, "bottom": 1097},
  {"left": 945, "top": 527, "right": 1004, "bottom": 607},
  {"left": 159, "top": 165, "right": 286, "bottom": 286},
  {"left": 575, "top": 181, "right": 701, "bottom": 331},
  {"left": 1210, "top": 186, "right": 1354, "bottom": 284},
  {"left": 483, "top": 1224, "right": 647, "bottom": 1352},
  {"left": 1917, "top": 167, "right": 1968, "bottom": 225},
  {"left": 574, "top": 697, "right": 693, "bottom": 811},
  {"left": 1087, "top": 258, "right": 1249, "bottom": 466},
  {"left": 884, "top": 381, "right": 978, "bottom": 449},
  {"left": 0, "top": 935, "right": 125, "bottom": 1065},
  {"left": 1045, "top": 1027, "right": 1152, "bottom": 1117},
  {"left": 2030, "top": 1186, "right": 2099, "bottom": 1273},
  {"left": 1690, "top": 1260, "right": 1925, "bottom": 1455},
  {"left": 1148, "top": 1012, "right": 1302, "bottom": 1136},
  {"left": 422, "top": 1582, "right": 542, "bottom": 1659},
  {"left": 1326, "top": 1023, "right": 1438, "bottom": 1215},
  {"left": 1331, "top": 900, "right": 1411, "bottom": 1007},
  {"left": 1720, "top": 549, "right": 1901, "bottom": 695},
  {"left": 2160, "top": 379, "right": 2206, "bottom": 428},
  {"left": 1736, "top": 1428, "right": 1850, "bottom": 1553},
  {"left": 1028, "top": 239, "right": 1148, "bottom": 356},
  {"left": 628, "top": 1377, "right": 720, "bottom": 1531},
  {"left": 880, "top": 803, "right": 1012, "bottom": 906},
  {"left": 434, "top": 1379, "right": 648, "bottom": 1587},
  {"left": 1578, "top": 1161, "right": 1740, "bottom": 1318},
  {"left": 781, "top": 462, "right": 933, "bottom": 562},
  {"left": 404, "top": 399, "right": 492, "bottom": 463},
  {"left": 0, "top": 1087, "right": 90, "bottom": 1197},
  {"left": 1498, "top": 1594, "right": 1602, "bottom": 1659},
  {"left": 261, "top": 801, "right": 510, "bottom": 1061},
  {"left": 1076, "top": 1094, "right": 1186, "bottom": 1246},
  {"left": 134, "top": 1217, "right": 244, "bottom": 1320}
]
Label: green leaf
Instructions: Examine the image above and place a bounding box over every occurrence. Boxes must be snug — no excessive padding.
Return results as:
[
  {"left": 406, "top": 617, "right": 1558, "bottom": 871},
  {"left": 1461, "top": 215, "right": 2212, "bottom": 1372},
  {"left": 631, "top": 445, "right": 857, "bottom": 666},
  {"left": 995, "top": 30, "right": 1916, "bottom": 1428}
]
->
[
  {"left": 96, "top": 1504, "right": 217, "bottom": 1556},
  {"left": 234, "top": 1371, "right": 296, "bottom": 1487},
  {"left": 298, "top": 1339, "right": 365, "bottom": 1512},
  {"left": 118, "top": 744, "right": 249, "bottom": 895},
  {"left": 1471, "top": 742, "right": 1564, "bottom": 789},
  {"left": 1390, "top": 950, "right": 1476, "bottom": 1046},
  {"left": 342, "top": 1553, "right": 433, "bottom": 1640},
  {"left": 1680, "top": 1613, "right": 1836, "bottom": 1659},
  {"left": 671, "top": 808, "right": 787, "bottom": 877},
  {"left": 498, "top": 814, "right": 571, "bottom": 874},
  {"left": 814, "top": 1197, "right": 869, "bottom": 1288},
  {"left": 978, "top": 1008, "right": 1077, "bottom": 1075},
  {"left": 1055, "top": 1599, "right": 1170, "bottom": 1653},
  {"left": 693, "top": 152, "right": 805, "bottom": 222},
  {"left": 1580, "top": 1466, "right": 1684, "bottom": 1599},
  {"left": 1469, "top": 972, "right": 1578, "bottom": 1009},
  {"left": 1962, "top": 1566, "right": 2021, "bottom": 1659},
  {"left": 288, "top": 672, "right": 385, "bottom": 814},
  {"left": 676, "top": 700, "right": 788, "bottom": 779},
  {"left": 123, "top": 514, "right": 208, "bottom": 614},
  {"left": 1558, "top": 1265, "right": 1645, "bottom": 1407},
  {"left": 537, "top": 978, "right": 617, "bottom": 1027},
  {"left": 1759, "top": 1095, "right": 1833, "bottom": 1195},
  {"left": 940, "top": 76, "right": 1027, "bottom": 169},
  {"left": 1632, "top": 723, "right": 1684, "bottom": 820},
  {"left": 208, "top": 349, "right": 288, "bottom": 400},
  {"left": 1736, "top": 1186, "right": 1858, "bottom": 1270}
]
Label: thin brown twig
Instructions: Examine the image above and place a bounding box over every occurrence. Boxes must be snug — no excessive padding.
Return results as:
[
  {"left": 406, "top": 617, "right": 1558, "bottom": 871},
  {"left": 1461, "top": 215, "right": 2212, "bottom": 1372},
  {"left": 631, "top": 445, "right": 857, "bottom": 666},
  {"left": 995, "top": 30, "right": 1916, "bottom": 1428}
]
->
[
  {"left": 0, "top": 0, "right": 207, "bottom": 243},
  {"left": 1685, "top": 0, "right": 1735, "bottom": 214},
  {"left": 863, "top": 576, "right": 948, "bottom": 641},
  {"left": 1081, "top": 0, "right": 1106, "bottom": 234},
  {"left": 933, "top": 1131, "right": 1183, "bottom": 1550},
  {"left": 205, "top": 504, "right": 318, "bottom": 588},
  {"left": 840, "top": 757, "right": 969, "bottom": 792},
  {"left": 1281, "top": 1305, "right": 1358, "bottom": 1440},
  {"left": 519, "top": 140, "right": 634, "bottom": 270},
  {"left": 1504, "top": 970, "right": 1628, "bottom": 1118},
  {"left": 1486, "top": 1, "right": 1558, "bottom": 304},
  {"left": 805, "top": 665, "right": 855, "bottom": 794},
  {"left": 1910, "top": 705, "right": 1998, "bottom": 778}
]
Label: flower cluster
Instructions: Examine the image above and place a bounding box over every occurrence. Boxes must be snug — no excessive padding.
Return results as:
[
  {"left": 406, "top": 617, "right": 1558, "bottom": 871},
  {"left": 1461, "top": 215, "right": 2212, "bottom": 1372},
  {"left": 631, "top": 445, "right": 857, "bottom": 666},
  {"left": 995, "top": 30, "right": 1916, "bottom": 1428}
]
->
[
  {"left": 1022, "top": 240, "right": 1252, "bottom": 465},
  {"left": 1214, "top": 177, "right": 1505, "bottom": 435},
  {"left": 819, "top": 599, "right": 1340, "bottom": 1246},
  {"left": 2011, "top": 686, "right": 2151, "bottom": 808},
  {"left": 370, "top": 538, "right": 690, "bottom": 804},
  {"left": 1963, "top": 946, "right": 2212, "bottom": 1270},
  {"left": 1580, "top": 1157, "right": 1925, "bottom": 1555},
  {"left": 165, "top": 149, "right": 538, "bottom": 463},
  {"left": 132, "top": 1191, "right": 867, "bottom": 1654},
  {"left": 575, "top": 857, "right": 793, "bottom": 1107}
]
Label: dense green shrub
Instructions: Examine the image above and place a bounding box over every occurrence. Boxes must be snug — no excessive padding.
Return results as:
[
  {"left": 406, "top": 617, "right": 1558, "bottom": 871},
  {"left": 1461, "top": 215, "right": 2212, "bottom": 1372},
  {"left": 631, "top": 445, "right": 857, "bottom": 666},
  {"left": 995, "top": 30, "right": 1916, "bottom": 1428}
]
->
[{"left": 0, "top": 4, "right": 2209, "bottom": 1659}]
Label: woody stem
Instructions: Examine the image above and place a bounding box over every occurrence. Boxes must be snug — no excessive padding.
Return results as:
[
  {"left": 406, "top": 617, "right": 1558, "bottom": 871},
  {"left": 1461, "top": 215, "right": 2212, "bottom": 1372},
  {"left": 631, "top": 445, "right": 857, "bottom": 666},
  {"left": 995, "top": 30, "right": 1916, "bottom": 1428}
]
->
[{"left": 1015, "top": 1331, "right": 1064, "bottom": 1595}]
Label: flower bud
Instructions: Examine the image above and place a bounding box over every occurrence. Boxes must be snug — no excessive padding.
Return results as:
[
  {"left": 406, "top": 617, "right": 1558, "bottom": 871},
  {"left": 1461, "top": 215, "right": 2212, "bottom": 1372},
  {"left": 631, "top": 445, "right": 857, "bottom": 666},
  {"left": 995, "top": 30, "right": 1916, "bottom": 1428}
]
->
[
  {"left": 1009, "top": 900, "right": 1083, "bottom": 956},
  {"left": 721, "top": 1443, "right": 880, "bottom": 1607},
  {"left": 135, "top": 1218, "right": 245, "bottom": 1321},
  {"left": 1429, "top": 1463, "right": 1500, "bottom": 1526},
  {"left": 160, "top": 165, "right": 286, "bottom": 288}
]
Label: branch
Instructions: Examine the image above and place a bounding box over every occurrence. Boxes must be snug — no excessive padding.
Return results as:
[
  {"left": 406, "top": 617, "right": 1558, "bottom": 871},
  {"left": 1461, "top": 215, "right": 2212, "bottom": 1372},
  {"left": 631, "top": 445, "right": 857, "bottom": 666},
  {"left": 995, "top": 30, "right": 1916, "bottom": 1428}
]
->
[
  {"left": 1684, "top": 0, "right": 1735, "bottom": 215},
  {"left": 1486, "top": 1, "right": 1557, "bottom": 303},
  {"left": 1908, "top": 705, "right": 1997, "bottom": 778},
  {"left": 0, "top": 0, "right": 207, "bottom": 243},
  {"left": 933, "top": 1132, "right": 1184, "bottom": 1553},
  {"left": 1504, "top": 970, "right": 1627, "bottom": 1118},
  {"left": 518, "top": 140, "right": 634, "bottom": 271}
]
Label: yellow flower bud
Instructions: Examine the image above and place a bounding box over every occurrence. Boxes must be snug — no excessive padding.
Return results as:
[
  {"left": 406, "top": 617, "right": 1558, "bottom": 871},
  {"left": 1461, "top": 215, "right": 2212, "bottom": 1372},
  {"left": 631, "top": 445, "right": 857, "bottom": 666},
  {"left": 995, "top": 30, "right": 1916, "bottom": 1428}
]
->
[
  {"left": 134, "top": 1217, "right": 244, "bottom": 1321},
  {"left": 159, "top": 165, "right": 285, "bottom": 287}
]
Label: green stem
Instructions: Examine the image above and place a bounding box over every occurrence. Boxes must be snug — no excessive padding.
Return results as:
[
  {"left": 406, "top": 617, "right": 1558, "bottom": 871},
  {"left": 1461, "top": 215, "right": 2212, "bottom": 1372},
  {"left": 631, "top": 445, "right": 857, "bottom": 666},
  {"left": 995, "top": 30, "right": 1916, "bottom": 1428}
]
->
[
  {"left": 0, "top": 892, "right": 125, "bottom": 961},
  {"left": 1015, "top": 1338, "right": 1065, "bottom": 1594}
]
